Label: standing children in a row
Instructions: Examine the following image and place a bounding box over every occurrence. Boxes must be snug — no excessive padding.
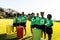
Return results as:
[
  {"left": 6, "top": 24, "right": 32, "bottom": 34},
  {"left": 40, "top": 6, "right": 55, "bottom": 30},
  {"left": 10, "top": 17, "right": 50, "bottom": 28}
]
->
[{"left": 12, "top": 12, "right": 53, "bottom": 40}]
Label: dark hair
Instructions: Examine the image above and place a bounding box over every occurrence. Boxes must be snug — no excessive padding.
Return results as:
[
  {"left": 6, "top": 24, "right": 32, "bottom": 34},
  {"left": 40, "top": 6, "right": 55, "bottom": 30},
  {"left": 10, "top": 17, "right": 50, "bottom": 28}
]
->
[
  {"left": 32, "top": 12, "right": 34, "bottom": 15},
  {"left": 47, "top": 14, "right": 52, "bottom": 18},
  {"left": 28, "top": 14, "right": 31, "bottom": 15},
  {"left": 37, "top": 13, "right": 39, "bottom": 15},
  {"left": 40, "top": 12, "right": 44, "bottom": 14},
  {"left": 17, "top": 13, "right": 20, "bottom": 15},
  {"left": 14, "top": 14, "right": 16, "bottom": 16},
  {"left": 22, "top": 12, "right": 24, "bottom": 14}
]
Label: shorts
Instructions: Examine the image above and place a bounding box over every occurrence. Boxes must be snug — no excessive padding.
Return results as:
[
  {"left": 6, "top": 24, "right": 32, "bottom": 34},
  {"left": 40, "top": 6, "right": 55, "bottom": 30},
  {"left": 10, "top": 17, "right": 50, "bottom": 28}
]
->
[
  {"left": 17, "top": 23, "right": 21, "bottom": 26},
  {"left": 46, "top": 27, "right": 53, "bottom": 34},
  {"left": 34, "top": 25, "right": 41, "bottom": 29},
  {"left": 20, "top": 22, "right": 26, "bottom": 27},
  {"left": 13, "top": 23, "right": 21, "bottom": 27},
  {"left": 31, "top": 25, "right": 35, "bottom": 28},
  {"left": 31, "top": 24, "right": 40, "bottom": 29},
  {"left": 13, "top": 23, "right": 17, "bottom": 27},
  {"left": 39, "top": 25, "right": 46, "bottom": 32}
]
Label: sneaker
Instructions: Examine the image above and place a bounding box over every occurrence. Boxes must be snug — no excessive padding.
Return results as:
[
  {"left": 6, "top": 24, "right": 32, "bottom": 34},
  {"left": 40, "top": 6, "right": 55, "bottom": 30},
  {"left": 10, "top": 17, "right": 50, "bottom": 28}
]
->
[
  {"left": 41, "top": 38, "right": 43, "bottom": 40},
  {"left": 44, "top": 39, "right": 46, "bottom": 40}
]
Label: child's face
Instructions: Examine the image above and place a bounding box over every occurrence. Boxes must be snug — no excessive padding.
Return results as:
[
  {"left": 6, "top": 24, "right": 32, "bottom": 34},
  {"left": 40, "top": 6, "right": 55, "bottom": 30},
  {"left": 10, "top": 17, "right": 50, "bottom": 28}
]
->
[
  {"left": 37, "top": 13, "right": 39, "bottom": 16},
  {"left": 47, "top": 15, "right": 51, "bottom": 19},
  {"left": 27, "top": 15, "right": 30, "bottom": 20},
  {"left": 31, "top": 13, "right": 35, "bottom": 16},
  {"left": 41, "top": 13, "right": 44, "bottom": 17}
]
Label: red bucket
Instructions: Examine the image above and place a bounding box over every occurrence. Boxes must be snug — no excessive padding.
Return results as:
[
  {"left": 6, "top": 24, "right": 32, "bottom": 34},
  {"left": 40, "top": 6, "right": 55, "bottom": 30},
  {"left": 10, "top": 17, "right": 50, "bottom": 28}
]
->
[{"left": 16, "top": 26, "right": 24, "bottom": 39}]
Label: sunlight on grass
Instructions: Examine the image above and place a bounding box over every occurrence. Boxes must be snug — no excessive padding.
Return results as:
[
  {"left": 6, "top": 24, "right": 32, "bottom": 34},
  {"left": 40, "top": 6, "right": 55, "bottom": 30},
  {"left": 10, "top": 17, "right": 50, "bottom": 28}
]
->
[{"left": 0, "top": 19, "right": 60, "bottom": 40}]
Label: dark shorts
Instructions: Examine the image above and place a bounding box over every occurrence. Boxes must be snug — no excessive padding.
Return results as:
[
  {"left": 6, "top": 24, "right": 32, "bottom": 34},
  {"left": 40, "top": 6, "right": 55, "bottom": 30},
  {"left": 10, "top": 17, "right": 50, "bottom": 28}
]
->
[
  {"left": 13, "top": 23, "right": 21, "bottom": 27},
  {"left": 31, "top": 24, "right": 40, "bottom": 29},
  {"left": 46, "top": 27, "right": 53, "bottom": 34},
  {"left": 20, "top": 22, "right": 26, "bottom": 27},
  {"left": 35, "top": 25, "right": 41, "bottom": 29},
  {"left": 39, "top": 25, "right": 46, "bottom": 32},
  {"left": 13, "top": 23, "right": 17, "bottom": 27},
  {"left": 31, "top": 25, "right": 35, "bottom": 28}
]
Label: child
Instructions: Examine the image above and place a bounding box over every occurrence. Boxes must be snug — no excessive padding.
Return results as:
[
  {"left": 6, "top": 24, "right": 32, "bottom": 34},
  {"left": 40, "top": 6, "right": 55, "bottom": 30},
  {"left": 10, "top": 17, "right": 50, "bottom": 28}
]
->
[
  {"left": 30, "top": 12, "right": 35, "bottom": 34},
  {"left": 21, "top": 12, "right": 27, "bottom": 35},
  {"left": 16, "top": 13, "right": 24, "bottom": 39},
  {"left": 12, "top": 13, "right": 17, "bottom": 32},
  {"left": 25, "top": 14, "right": 31, "bottom": 36},
  {"left": 34, "top": 13, "right": 40, "bottom": 29},
  {"left": 32, "top": 13, "right": 41, "bottom": 40},
  {"left": 40, "top": 12, "right": 47, "bottom": 40},
  {"left": 45, "top": 14, "right": 53, "bottom": 40}
]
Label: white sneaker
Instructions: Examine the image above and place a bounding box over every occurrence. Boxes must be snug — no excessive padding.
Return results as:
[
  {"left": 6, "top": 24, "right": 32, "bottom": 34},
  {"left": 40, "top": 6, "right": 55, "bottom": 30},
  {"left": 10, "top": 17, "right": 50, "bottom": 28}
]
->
[
  {"left": 44, "top": 39, "right": 46, "bottom": 40},
  {"left": 41, "top": 38, "right": 43, "bottom": 40}
]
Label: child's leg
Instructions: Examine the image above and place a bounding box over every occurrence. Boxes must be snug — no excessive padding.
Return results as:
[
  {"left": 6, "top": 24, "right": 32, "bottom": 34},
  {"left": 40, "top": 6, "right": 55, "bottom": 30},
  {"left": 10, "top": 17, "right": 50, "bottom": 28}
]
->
[
  {"left": 44, "top": 27, "right": 46, "bottom": 40},
  {"left": 41, "top": 31, "right": 43, "bottom": 38},
  {"left": 12, "top": 27, "right": 14, "bottom": 32},
  {"left": 47, "top": 27, "right": 52, "bottom": 40},
  {"left": 44, "top": 32, "right": 46, "bottom": 39},
  {"left": 31, "top": 25, "right": 34, "bottom": 34},
  {"left": 48, "top": 34, "right": 52, "bottom": 40},
  {"left": 31, "top": 28, "right": 33, "bottom": 34},
  {"left": 24, "top": 27, "right": 26, "bottom": 35}
]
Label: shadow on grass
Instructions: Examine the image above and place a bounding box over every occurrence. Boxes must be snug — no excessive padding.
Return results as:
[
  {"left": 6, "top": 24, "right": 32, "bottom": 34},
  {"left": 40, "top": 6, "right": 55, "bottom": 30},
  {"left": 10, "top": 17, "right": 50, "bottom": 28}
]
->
[
  {"left": 0, "top": 34, "right": 18, "bottom": 40},
  {"left": 0, "top": 34, "right": 32, "bottom": 40}
]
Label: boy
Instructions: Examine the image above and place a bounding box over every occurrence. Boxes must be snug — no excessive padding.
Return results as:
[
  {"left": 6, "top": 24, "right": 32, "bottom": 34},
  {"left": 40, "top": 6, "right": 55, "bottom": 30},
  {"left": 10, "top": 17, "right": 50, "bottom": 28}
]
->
[
  {"left": 30, "top": 12, "right": 35, "bottom": 33},
  {"left": 40, "top": 12, "right": 47, "bottom": 40},
  {"left": 45, "top": 14, "right": 53, "bottom": 40},
  {"left": 21, "top": 12, "right": 27, "bottom": 35},
  {"left": 32, "top": 13, "right": 41, "bottom": 40},
  {"left": 34, "top": 13, "right": 40, "bottom": 29},
  {"left": 16, "top": 13, "right": 21, "bottom": 26},
  {"left": 16, "top": 13, "right": 24, "bottom": 39}
]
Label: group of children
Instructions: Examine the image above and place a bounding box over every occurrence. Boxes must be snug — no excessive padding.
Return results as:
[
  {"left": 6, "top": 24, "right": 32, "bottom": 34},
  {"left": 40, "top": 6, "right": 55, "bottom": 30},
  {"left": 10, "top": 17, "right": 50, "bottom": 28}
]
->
[{"left": 13, "top": 12, "right": 53, "bottom": 40}]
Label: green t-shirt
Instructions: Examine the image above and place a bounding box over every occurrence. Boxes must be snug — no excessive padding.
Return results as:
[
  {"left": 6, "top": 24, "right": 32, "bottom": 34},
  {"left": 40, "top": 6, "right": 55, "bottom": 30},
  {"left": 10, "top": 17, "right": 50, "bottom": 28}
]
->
[
  {"left": 13, "top": 17, "right": 17, "bottom": 23},
  {"left": 34, "top": 16, "right": 40, "bottom": 25},
  {"left": 17, "top": 16, "right": 21, "bottom": 23},
  {"left": 40, "top": 17, "right": 47, "bottom": 25},
  {"left": 30, "top": 16, "right": 35, "bottom": 25},
  {"left": 45, "top": 19, "right": 53, "bottom": 28},
  {"left": 21, "top": 16, "right": 27, "bottom": 23}
]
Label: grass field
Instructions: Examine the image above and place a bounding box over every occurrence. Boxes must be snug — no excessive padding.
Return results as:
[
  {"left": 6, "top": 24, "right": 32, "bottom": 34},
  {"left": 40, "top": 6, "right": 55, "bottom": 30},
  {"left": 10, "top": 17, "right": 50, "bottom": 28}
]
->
[{"left": 0, "top": 19, "right": 60, "bottom": 40}]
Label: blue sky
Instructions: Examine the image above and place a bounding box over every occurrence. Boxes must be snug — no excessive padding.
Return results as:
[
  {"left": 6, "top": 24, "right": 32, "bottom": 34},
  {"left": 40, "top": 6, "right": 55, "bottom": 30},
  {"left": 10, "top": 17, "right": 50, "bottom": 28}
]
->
[{"left": 0, "top": 0, "right": 60, "bottom": 20}]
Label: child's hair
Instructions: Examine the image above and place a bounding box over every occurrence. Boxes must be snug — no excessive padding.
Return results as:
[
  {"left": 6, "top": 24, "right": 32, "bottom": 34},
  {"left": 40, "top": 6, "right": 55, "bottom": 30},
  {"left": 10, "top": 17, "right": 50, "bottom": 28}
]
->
[
  {"left": 36, "top": 13, "right": 39, "bottom": 16},
  {"left": 14, "top": 14, "right": 16, "bottom": 17},
  {"left": 22, "top": 12, "right": 24, "bottom": 15},
  {"left": 27, "top": 14, "right": 31, "bottom": 17},
  {"left": 32, "top": 12, "right": 35, "bottom": 15},
  {"left": 47, "top": 14, "right": 52, "bottom": 19},
  {"left": 40, "top": 12, "right": 44, "bottom": 14},
  {"left": 28, "top": 14, "right": 31, "bottom": 15},
  {"left": 17, "top": 13, "right": 20, "bottom": 17}
]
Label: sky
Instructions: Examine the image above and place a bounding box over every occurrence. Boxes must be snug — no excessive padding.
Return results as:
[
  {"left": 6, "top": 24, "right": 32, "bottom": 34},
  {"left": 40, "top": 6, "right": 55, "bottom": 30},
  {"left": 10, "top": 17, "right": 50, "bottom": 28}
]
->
[{"left": 0, "top": 0, "right": 60, "bottom": 20}]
